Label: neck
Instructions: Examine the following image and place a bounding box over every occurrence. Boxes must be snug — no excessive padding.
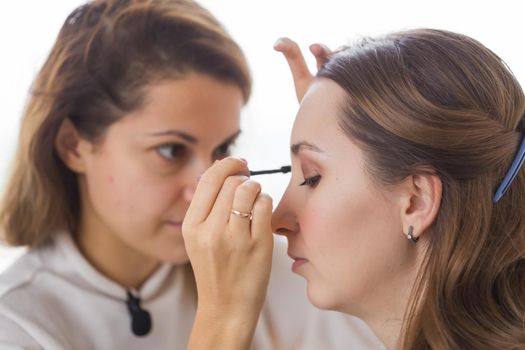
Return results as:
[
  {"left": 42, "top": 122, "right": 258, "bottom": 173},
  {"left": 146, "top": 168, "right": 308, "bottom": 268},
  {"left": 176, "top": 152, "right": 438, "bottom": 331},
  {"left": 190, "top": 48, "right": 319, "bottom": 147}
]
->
[
  {"left": 76, "top": 194, "right": 160, "bottom": 290},
  {"left": 365, "top": 301, "right": 406, "bottom": 350},
  {"left": 352, "top": 249, "right": 423, "bottom": 349},
  {"left": 75, "top": 228, "right": 159, "bottom": 290}
]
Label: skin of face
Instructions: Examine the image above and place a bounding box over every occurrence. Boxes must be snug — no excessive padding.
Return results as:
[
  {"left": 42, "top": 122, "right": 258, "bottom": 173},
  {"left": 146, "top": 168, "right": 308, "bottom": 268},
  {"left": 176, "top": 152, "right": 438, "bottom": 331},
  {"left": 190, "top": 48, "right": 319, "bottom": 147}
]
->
[
  {"left": 272, "top": 78, "right": 419, "bottom": 322},
  {"left": 64, "top": 73, "right": 243, "bottom": 287}
]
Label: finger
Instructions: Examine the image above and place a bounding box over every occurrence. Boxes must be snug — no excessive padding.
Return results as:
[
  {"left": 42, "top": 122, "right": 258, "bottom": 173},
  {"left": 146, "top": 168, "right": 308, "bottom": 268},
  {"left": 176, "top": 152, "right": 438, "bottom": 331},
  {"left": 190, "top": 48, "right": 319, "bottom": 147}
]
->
[
  {"left": 228, "top": 180, "right": 262, "bottom": 238},
  {"left": 309, "top": 43, "right": 331, "bottom": 70},
  {"left": 274, "top": 37, "right": 313, "bottom": 102},
  {"left": 184, "top": 157, "right": 249, "bottom": 225},
  {"left": 206, "top": 175, "right": 250, "bottom": 227},
  {"left": 251, "top": 193, "right": 273, "bottom": 243}
]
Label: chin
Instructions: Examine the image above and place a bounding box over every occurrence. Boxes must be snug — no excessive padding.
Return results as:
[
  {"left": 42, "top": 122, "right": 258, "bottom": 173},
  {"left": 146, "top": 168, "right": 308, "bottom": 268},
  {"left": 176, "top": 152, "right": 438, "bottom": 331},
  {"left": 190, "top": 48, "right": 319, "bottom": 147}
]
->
[
  {"left": 306, "top": 280, "right": 341, "bottom": 311},
  {"left": 159, "top": 248, "right": 189, "bottom": 264},
  {"left": 147, "top": 239, "right": 189, "bottom": 264}
]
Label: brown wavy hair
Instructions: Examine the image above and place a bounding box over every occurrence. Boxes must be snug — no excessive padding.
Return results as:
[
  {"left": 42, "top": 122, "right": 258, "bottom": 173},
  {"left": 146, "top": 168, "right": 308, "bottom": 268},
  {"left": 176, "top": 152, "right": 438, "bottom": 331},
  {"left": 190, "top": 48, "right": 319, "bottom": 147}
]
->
[
  {"left": 318, "top": 29, "right": 525, "bottom": 349},
  {"left": 0, "top": 0, "right": 251, "bottom": 247}
]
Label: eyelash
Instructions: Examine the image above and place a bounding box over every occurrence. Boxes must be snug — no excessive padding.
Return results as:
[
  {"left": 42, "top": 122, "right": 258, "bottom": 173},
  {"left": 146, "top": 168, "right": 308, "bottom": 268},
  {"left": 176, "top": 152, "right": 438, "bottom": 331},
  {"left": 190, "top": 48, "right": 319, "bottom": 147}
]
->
[
  {"left": 213, "top": 141, "right": 235, "bottom": 159},
  {"left": 299, "top": 175, "right": 321, "bottom": 187},
  {"left": 157, "top": 143, "right": 187, "bottom": 161},
  {"left": 157, "top": 142, "right": 235, "bottom": 161}
]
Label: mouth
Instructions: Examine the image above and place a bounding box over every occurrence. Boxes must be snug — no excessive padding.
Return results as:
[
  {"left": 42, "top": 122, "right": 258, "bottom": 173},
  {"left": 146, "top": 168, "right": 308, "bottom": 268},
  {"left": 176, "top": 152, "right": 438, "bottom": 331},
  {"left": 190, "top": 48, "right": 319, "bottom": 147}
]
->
[
  {"left": 165, "top": 220, "right": 183, "bottom": 227},
  {"left": 288, "top": 251, "right": 309, "bottom": 271}
]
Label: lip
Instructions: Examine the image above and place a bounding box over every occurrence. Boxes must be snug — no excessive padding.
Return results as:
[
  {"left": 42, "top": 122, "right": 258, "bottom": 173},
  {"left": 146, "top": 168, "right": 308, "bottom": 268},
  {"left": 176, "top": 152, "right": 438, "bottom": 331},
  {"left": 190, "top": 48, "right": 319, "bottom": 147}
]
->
[
  {"left": 288, "top": 250, "right": 308, "bottom": 272},
  {"left": 287, "top": 250, "right": 306, "bottom": 260},
  {"left": 292, "top": 258, "right": 308, "bottom": 272},
  {"left": 165, "top": 220, "right": 183, "bottom": 227}
]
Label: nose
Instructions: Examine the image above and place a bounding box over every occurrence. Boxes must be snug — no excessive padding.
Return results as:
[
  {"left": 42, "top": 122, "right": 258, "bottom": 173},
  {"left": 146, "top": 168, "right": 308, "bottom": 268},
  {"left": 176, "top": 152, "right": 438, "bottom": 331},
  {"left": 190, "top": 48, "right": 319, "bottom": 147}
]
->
[
  {"left": 182, "top": 157, "right": 213, "bottom": 203},
  {"left": 182, "top": 184, "right": 197, "bottom": 204},
  {"left": 271, "top": 185, "right": 299, "bottom": 237}
]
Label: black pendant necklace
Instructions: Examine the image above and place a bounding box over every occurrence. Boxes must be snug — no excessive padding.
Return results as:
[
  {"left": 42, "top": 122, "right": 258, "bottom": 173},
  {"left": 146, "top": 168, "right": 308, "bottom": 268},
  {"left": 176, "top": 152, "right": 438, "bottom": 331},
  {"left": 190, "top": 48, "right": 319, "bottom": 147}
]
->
[{"left": 126, "top": 290, "right": 152, "bottom": 336}]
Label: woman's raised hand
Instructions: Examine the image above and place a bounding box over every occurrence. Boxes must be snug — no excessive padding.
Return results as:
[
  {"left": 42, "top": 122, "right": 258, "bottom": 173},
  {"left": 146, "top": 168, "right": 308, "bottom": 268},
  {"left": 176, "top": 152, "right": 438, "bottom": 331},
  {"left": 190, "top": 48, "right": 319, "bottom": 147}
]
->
[
  {"left": 182, "top": 157, "right": 273, "bottom": 349},
  {"left": 274, "top": 37, "right": 331, "bottom": 102}
]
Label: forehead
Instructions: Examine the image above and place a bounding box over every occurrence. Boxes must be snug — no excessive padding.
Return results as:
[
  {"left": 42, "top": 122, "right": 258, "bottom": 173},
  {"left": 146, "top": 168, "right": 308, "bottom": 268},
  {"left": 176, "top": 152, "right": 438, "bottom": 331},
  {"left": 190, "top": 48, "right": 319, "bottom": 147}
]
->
[
  {"left": 104, "top": 73, "right": 243, "bottom": 140},
  {"left": 291, "top": 79, "right": 347, "bottom": 144},
  {"left": 133, "top": 74, "right": 243, "bottom": 125},
  {"left": 93, "top": 73, "right": 243, "bottom": 151}
]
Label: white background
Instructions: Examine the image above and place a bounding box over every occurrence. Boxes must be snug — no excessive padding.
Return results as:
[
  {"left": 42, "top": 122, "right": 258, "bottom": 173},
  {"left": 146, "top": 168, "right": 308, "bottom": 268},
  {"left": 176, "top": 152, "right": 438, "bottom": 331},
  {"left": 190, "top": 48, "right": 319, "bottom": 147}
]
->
[{"left": 1, "top": 0, "right": 524, "bottom": 271}]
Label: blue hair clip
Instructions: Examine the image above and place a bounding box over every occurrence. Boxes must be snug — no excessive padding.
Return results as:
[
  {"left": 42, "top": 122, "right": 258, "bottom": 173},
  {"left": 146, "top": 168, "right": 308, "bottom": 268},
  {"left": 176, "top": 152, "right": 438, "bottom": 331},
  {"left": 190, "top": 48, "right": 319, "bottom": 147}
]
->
[{"left": 493, "top": 134, "right": 525, "bottom": 203}]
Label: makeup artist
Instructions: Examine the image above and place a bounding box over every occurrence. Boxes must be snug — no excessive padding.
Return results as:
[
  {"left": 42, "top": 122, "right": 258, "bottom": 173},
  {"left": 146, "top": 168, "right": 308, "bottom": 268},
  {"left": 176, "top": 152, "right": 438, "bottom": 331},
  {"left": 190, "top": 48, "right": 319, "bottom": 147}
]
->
[{"left": 0, "top": 0, "right": 381, "bottom": 349}]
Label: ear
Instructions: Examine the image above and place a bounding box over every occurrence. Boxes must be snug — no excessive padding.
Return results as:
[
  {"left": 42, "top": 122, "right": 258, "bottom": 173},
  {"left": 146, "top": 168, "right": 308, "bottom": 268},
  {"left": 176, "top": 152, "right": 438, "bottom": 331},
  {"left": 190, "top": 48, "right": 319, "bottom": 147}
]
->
[
  {"left": 398, "top": 171, "right": 442, "bottom": 242},
  {"left": 54, "top": 118, "right": 92, "bottom": 173}
]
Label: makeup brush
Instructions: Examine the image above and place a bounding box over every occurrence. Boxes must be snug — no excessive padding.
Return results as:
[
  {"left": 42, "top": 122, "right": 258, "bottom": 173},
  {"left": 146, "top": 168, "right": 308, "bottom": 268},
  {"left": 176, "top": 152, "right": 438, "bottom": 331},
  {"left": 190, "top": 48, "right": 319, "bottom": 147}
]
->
[{"left": 249, "top": 165, "right": 291, "bottom": 176}]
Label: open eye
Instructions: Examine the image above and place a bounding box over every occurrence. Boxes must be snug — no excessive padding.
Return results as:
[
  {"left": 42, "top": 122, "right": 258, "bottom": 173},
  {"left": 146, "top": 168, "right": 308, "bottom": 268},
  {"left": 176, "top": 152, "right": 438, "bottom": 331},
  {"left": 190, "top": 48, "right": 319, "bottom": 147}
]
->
[
  {"left": 213, "top": 141, "right": 235, "bottom": 160},
  {"left": 299, "top": 175, "right": 321, "bottom": 188},
  {"left": 157, "top": 143, "right": 187, "bottom": 161}
]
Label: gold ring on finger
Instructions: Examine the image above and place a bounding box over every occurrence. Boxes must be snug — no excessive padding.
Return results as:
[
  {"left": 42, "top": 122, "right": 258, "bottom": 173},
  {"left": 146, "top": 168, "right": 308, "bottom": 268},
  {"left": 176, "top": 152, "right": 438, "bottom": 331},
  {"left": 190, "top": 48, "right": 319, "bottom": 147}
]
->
[{"left": 231, "top": 209, "right": 253, "bottom": 220}]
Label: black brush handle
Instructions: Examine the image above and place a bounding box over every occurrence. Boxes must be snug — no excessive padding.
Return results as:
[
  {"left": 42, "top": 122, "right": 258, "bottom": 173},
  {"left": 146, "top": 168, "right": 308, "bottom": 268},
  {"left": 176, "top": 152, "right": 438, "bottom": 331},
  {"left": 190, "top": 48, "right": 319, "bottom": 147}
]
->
[{"left": 249, "top": 165, "right": 291, "bottom": 176}]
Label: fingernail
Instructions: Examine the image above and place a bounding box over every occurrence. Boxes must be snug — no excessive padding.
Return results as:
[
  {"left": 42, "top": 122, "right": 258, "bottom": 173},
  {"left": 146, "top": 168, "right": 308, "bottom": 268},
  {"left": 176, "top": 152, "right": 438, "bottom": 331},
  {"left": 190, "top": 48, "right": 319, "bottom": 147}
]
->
[
  {"left": 309, "top": 43, "right": 320, "bottom": 54},
  {"left": 273, "top": 38, "right": 285, "bottom": 49},
  {"left": 240, "top": 157, "right": 248, "bottom": 165}
]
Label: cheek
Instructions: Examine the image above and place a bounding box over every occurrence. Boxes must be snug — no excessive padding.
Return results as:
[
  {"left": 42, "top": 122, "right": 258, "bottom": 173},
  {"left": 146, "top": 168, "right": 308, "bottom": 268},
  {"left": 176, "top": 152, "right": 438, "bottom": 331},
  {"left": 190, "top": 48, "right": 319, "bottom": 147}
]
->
[
  {"left": 302, "top": 191, "right": 372, "bottom": 269},
  {"left": 298, "top": 191, "right": 358, "bottom": 295},
  {"left": 85, "top": 154, "right": 178, "bottom": 227},
  {"left": 301, "top": 183, "right": 402, "bottom": 308}
]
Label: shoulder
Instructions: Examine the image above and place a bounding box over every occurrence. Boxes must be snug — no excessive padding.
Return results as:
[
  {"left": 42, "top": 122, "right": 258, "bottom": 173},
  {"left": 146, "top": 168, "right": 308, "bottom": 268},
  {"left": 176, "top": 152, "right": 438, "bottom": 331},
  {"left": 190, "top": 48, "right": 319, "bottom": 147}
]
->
[
  {"left": 0, "top": 314, "right": 43, "bottom": 349},
  {"left": 0, "top": 248, "right": 43, "bottom": 302},
  {"left": 0, "top": 249, "right": 48, "bottom": 349},
  {"left": 0, "top": 232, "right": 74, "bottom": 306},
  {"left": 0, "top": 246, "right": 54, "bottom": 328},
  {"left": 0, "top": 238, "right": 69, "bottom": 325}
]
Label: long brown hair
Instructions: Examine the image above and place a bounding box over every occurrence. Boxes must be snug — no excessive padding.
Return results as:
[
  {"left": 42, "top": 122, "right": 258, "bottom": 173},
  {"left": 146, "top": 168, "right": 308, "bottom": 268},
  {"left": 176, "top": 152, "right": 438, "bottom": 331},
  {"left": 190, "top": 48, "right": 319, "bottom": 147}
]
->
[
  {"left": 0, "top": 0, "right": 251, "bottom": 247},
  {"left": 319, "top": 29, "right": 525, "bottom": 349}
]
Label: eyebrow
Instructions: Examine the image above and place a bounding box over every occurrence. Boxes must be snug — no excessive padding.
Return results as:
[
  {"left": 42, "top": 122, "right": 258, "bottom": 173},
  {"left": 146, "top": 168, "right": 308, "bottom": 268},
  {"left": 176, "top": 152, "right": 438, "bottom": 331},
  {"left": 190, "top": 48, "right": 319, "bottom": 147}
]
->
[
  {"left": 220, "top": 130, "right": 242, "bottom": 145},
  {"left": 146, "top": 130, "right": 198, "bottom": 143},
  {"left": 290, "top": 141, "right": 323, "bottom": 155},
  {"left": 145, "top": 129, "right": 242, "bottom": 145}
]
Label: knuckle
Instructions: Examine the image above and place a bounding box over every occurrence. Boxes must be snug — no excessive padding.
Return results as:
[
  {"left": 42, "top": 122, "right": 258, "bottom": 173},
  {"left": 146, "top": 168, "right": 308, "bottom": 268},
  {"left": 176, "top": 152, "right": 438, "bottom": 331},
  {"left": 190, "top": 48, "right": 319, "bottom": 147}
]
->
[
  {"left": 254, "top": 193, "right": 273, "bottom": 210},
  {"left": 181, "top": 222, "right": 196, "bottom": 240},
  {"left": 250, "top": 180, "right": 262, "bottom": 192},
  {"left": 222, "top": 156, "right": 245, "bottom": 166},
  {"left": 289, "top": 42, "right": 301, "bottom": 55},
  {"left": 321, "top": 44, "right": 331, "bottom": 53},
  {"left": 283, "top": 37, "right": 297, "bottom": 47},
  {"left": 200, "top": 157, "right": 246, "bottom": 183},
  {"left": 240, "top": 180, "right": 261, "bottom": 193},
  {"left": 235, "top": 180, "right": 261, "bottom": 200},
  {"left": 235, "top": 185, "right": 252, "bottom": 198},
  {"left": 198, "top": 171, "right": 216, "bottom": 187},
  {"left": 224, "top": 175, "right": 248, "bottom": 189}
]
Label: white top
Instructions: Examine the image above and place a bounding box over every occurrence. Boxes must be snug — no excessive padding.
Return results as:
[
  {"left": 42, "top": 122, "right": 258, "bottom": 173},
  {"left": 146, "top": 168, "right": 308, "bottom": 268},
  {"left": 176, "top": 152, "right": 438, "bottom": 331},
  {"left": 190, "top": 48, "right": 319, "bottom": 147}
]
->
[{"left": 0, "top": 232, "right": 383, "bottom": 349}]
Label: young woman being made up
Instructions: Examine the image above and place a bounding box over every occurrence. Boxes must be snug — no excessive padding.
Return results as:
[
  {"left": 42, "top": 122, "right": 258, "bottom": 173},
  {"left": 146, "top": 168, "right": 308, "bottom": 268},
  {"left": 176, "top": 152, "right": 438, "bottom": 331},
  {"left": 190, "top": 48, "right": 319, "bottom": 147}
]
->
[{"left": 184, "top": 29, "right": 525, "bottom": 349}]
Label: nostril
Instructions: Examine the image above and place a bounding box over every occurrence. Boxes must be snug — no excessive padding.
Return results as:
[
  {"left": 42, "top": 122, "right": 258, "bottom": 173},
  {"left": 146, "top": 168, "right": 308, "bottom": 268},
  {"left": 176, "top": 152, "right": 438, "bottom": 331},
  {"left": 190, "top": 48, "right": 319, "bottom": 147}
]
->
[{"left": 274, "top": 228, "right": 293, "bottom": 236}]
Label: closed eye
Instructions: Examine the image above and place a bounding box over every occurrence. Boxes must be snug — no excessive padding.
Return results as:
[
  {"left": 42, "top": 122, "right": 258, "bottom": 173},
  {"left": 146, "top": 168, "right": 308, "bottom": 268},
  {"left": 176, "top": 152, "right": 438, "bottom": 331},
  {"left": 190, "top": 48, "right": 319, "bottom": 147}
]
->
[{"left": 299, "top": 175, "right": 321, "bottom": 187}]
